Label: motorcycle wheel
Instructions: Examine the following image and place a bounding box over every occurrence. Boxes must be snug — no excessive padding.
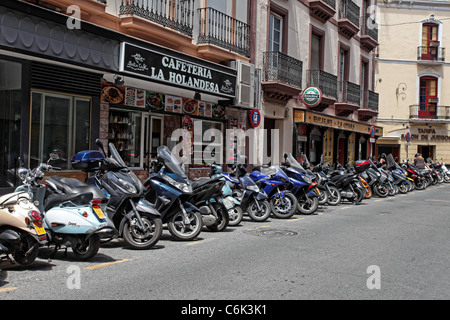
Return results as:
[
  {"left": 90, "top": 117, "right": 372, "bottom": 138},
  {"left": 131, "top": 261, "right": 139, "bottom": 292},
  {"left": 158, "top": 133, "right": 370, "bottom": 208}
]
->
[
  {"left": 207, "top": 204, "right": 229, "bottom": 232},
  {"left": 298, "top": 196, "right": 319, "bottom": 215},
  {"left": 349, "top": 188, "right": 364, "bottom": 204},
  {"left": 374, "top": 183, "right": 388, "bottom": 198},
  {"left": 326, "top": 186, "right": 341, "bottom": 206},
  {"left": 398, "top": 183, "right": 408, "bottom": 194},
  {"left": 72, "top": 234, "right": 100, "bottom": 260},
  {"left": 415, "top": 180, "right": 426, "bottom": 190},
  {"left": 168, "top": 211, "right": 203, "bottom": 241},
  {"left": 228, "top": 206, "right": 244, "bottom": 226},
  {"left": 270, "top": 192, "right": 298, "bottom": 219},
  {"left": 13, "top": 234, "right": 39, "bottom": 266},
  {"left": 247, "top": 200, "right": 271, "bottom": 222},
  {"left": 123, "top": 213, "right": 163, "bottom": 249}
]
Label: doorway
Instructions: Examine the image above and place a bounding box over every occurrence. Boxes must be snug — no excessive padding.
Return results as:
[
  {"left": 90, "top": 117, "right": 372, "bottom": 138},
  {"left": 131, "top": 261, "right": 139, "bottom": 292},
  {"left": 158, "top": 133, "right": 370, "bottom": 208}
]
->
[
  {"left": 144, "top": 115, "right": 163, "bottom": 171},
  {"left": 418, "top": 145, "right": 436, "bottom": 161}
]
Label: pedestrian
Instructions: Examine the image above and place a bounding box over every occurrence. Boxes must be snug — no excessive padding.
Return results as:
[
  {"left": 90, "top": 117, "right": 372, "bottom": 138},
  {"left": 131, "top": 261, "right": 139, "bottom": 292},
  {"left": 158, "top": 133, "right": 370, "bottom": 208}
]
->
[{"left": 414, "top": 153, "right": 425, "bottom": 169}]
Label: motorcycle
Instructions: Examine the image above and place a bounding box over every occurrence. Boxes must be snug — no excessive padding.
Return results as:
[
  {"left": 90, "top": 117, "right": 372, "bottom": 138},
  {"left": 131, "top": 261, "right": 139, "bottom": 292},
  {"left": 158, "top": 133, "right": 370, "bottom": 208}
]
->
[
  {"left": 249, "top": 165, "right": 298, "bottom": 219},
  {"left": 223, "top": 163, "right": 271, "bottom": 222},
  {"left": 280, "top": 153, "right": 321, "bottom": 214},
  {"left": 403, "top": 161, "right": 426, "bottom": 190},
  {"left": 329, "top": 163, "right": 365, "bottom": 204},
  {"left": 16, "top": 162, "right": 115, "bottom": 260},
  {"left": 210, "top": 164, "right": 243, "bottom": 227},
  {"left": 144, "top": 146, "right": 203, "bottom": 241},
  {"left": 76, "top": 140, "right": 163, "bottom": 250},
  {"left": 0, "top": 190, "right": 47, "bottom": 265}
]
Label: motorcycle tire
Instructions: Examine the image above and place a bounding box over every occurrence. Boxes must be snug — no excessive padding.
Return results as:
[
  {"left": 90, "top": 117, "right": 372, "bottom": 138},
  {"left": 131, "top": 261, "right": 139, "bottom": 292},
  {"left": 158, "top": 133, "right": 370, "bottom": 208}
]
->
[
  {"left": 168, "top": 211, "right": 203, "bottom": 241},
  {"left": 207, "top": 203, "right": 229, "bottom": 232},
  {"left": 270, "top": 192, "right": 298, "bottom": 219},
  {"left": 228, "top": 206, "right": 244, "bottom": 226},
  {"left": 318, "top": 189, "right": 329, "bottom": 205},
  {"left": 374, "top": 183, "right": 388, "bottom": 198},
  {"left": 298, "top": 196, "right": 319, "bottom": 215},
  {"left": 123, "top": 212, "right": 163, "bottom": 249},
  {"left": 326, "top": 186, "right": 341, "bottom": 206},
  {"left": 247, "top": 200, "right": 271, "bottom": 222},
  {"left": 13, "top": 234, "right": 39, "bottom": 266},
  {"left": 398, "top": 183, "right": 408, "bottom": 194},
  {"left": 415, "top": 180, "right": 426, "bottom": 190},
  {"left": 349, "top": 188, "right": 364, "bottom": 204},
  {"left": 72, "top": 234, "right": 100, "bottom": 260}
]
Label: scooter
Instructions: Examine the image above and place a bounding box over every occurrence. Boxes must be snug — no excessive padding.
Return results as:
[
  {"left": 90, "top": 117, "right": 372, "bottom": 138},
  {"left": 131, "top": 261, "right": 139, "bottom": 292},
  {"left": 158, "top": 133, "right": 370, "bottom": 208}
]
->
[
  {"left": 250, "top": 165, "right": 298, "bottom": 219},
  {"left": 0, "top": 190, "right": 47, "bottom": 266},
  {"left": 223, "top": 163, "right": 271, "bottom": 222},
  {"left": 144, "top": 146, "right": 203, "bottom": 241},
  {"left": 210, "top": 164, "right": 243, "bottom": 226},
  {"left": 16, "top": 162, "right": 115, "bottom": 260},
  {"left": 77, "top": 140, "right": 163, "bottom": 250}
]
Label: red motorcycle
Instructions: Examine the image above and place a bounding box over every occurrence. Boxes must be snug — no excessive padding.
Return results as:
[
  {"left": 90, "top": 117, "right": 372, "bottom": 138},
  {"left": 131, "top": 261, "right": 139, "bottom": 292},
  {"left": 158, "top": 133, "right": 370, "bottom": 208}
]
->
[{"left": 404, "top": 162, "right": 426, "bottom": 190}]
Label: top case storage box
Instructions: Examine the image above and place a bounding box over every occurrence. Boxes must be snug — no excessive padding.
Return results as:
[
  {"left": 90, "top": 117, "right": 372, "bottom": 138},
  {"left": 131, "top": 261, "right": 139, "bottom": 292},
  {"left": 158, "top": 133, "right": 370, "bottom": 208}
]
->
[
  {"left": 354, "top": 160, "right": 370, "bottom": 173},
  {"left": 71, "top": 150, "right": 105, "bottom": 171}
]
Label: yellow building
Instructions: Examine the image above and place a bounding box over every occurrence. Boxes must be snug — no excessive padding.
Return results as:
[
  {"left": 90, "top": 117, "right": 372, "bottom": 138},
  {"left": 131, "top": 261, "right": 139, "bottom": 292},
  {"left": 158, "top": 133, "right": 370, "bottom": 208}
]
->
[{"left": 376, "top": 0, "right": 450, "bottom": 163}]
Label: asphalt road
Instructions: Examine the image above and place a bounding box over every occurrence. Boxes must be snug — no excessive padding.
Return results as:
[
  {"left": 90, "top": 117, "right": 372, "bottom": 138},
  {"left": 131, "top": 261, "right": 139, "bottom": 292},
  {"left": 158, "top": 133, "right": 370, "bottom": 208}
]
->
[{"left": 1, "top": 183, "right": 450, "bottom": 302}]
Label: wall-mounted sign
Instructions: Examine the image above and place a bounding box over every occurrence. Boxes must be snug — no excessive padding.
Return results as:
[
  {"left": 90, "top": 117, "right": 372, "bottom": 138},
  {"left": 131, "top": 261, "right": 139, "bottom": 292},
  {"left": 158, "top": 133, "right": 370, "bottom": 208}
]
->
[
  {"left": 301, "top": 87, "right": 322, "bottom": 107},
  {"left": 120, "top": 43, "right": 237, "bottom": 98},
  {"left": 405, "top": 132, "right": 411, "bottom": 143},
  {"left": 249, "top": 110, "right": 261, "bottom": 128},
  {"left": 370, "top": 126, "right": 376, "bottom": 139}
]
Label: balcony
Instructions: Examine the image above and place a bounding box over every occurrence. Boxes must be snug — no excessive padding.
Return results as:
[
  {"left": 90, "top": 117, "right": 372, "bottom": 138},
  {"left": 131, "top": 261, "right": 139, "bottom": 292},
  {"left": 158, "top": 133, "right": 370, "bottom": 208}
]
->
[
  {"left": 307, "top": 70, "right": 338, "bottom": 111},
  {"left": 335, "top": 81, "right": 361, "bottom": 117},
  {"left": 261, "top": 51, "right": 303, "bottom": 104},
  {"left": 338, "top": 0, "right": 360, "bottom": 39},
  {"left": 309, "top": 0, "right": 336, "bottom": 23},
  {"left": 119, "top": 0, "right": 195, "bottom": 37},
  {"left": 197, "top": 7, "right": 250, "bottom": 59},
  {"left": 358, "top": 91, "right": 379, "bottom": 121},
  {"left": 410, "top": 105, "right": 450, "bottom": 122},
  {"left": 360, "top": 17, "right": 379, "bottom": 52},
  {"left": 417, "top": 46, "right": 446, "bottom": 64}
]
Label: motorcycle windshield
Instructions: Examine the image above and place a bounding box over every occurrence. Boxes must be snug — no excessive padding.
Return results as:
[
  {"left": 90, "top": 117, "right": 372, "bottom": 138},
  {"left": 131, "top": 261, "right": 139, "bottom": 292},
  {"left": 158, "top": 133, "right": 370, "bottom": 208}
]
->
[
  {"left": 272, "top": 166, "right": 290, "bottom": 180},
  {"left": 287, "top": 154, "right": 307, "bottom": 174},
  {"left": 108, "top": 143, "right": 128, "bottom": 169},
  {"left": 157, "top": 146, "right": 188, "bottom": 179}
]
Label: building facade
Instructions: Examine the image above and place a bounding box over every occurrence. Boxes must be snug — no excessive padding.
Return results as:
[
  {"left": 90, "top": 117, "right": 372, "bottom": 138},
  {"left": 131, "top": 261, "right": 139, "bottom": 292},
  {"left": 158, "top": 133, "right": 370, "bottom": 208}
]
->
[
  {"left": 255, "top": 0, "right": 382, "bottom": 166},
  {"left": 376, "top": 0, "right": 450, "bottom": 163}
]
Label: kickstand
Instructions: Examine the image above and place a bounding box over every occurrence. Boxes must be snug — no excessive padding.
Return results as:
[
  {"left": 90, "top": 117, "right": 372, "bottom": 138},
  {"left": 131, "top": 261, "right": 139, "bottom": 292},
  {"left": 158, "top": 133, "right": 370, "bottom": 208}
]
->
[{"left": 48, "top": 246, "right": 59, "bottom": 262}]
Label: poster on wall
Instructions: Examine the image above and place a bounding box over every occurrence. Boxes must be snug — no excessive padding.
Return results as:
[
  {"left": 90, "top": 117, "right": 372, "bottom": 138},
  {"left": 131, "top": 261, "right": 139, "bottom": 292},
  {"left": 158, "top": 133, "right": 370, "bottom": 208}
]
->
[
  {"left": 146, "top": 92, "right": 165, "bottom": 111},
  {"left": 101, "top": 82, "right": 125, "bottom": 105},
  {"left": 165, "top": 95, "right": 183, "bottom": 113},
  {"left": 182, "top": 116, "right": 194, "bottom": 155},
  {"left": 182, "top": 98, "right": 199, "bottom": 116}
]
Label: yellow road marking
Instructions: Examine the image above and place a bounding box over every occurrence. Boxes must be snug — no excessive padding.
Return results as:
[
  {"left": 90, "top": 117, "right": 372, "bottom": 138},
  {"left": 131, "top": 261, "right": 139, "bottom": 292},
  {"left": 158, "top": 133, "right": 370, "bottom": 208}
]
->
[
  {"left": 291, "top": 217, "right": 305, "bottom": 221},
  {"left": 84, "top": 259, "right": 131, "bottom": 271},
  {"left": 340, "top": 206, "right": 351, "bottom": 210},
  {"left": 0, "top": 287, "right": 18, "bottom": 293},
  {"left": 374, "top": 199, "right": 384, "bottom": 202},
  {"left": 186, "top": 241, "right": 201, "bottom": 246}
]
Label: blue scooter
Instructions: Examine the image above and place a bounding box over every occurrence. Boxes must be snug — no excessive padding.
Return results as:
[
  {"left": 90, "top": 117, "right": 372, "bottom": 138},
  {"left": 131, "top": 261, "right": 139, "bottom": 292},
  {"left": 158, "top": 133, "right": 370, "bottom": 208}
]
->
[
  {"left": 16, "top": 160, "right": 116, "bottom": 260},
  {"left": 249, "top": 166, "right": 298, "bottom": 219},
  {"left": 280, "top": 153, "right": 320, "bottom": 215},
  {"left": 222, "top": 163, "right": 271, "bottom": 222},
  {"left": 210, "top": 164, "right": 243, "bottom": 226}
]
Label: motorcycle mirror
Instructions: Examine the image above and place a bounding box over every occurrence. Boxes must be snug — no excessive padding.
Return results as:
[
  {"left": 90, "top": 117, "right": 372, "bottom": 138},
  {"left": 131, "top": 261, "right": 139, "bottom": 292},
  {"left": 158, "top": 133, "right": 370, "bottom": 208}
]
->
[
  {"left": 283, "top": 153, "right": 288, "bottom": 160},
  {"left": 95, "top": 138, "right": 107, "bottom": 156}
]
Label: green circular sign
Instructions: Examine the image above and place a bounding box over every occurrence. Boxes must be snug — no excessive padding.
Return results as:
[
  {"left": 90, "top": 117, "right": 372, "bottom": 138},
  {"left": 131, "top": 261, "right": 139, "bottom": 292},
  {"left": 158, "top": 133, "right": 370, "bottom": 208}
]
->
[{"left": 302, "top": 87, "right": 322, "bottom": 107}]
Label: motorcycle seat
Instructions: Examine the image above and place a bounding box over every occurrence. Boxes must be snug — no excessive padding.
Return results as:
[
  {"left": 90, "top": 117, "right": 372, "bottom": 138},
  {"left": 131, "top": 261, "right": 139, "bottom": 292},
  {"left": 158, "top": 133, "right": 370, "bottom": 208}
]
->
[
  {"left": 44, "top": 192, "right": 94, "bottom": 212},
  {"left": 47, "top": 176, "right": 107, "bottom": 202}
]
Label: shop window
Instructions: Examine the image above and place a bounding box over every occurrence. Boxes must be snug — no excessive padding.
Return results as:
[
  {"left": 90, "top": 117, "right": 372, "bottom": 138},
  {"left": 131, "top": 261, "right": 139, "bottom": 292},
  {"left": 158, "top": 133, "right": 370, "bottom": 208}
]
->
[
  {"left": 30, "top": 91, "right": 91, "bottom": 170},
  {"left": 192, "top": 119, "right": 223, "bottom": 167},
  {"left": 0, "top": 59, "right": 22, "bottom": 188},
  {"left": 109, "top": 108, "right": 142, "bottom": 168}
]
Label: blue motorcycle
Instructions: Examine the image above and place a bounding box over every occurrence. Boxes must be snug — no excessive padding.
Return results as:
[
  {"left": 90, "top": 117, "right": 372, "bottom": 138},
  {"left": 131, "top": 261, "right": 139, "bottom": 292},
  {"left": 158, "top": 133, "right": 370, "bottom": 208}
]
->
[
  {"left": 222, "top": 164, "right": 271, "bottom": 222},
  {"left": 210, "top": 164, "right": 243, "bottom": 226},
  {"left": 280, "top": 153, "right": 320, "bottom": 215},
  {"left": 249, "top": 166, "right": 298, "bottom": 219}
]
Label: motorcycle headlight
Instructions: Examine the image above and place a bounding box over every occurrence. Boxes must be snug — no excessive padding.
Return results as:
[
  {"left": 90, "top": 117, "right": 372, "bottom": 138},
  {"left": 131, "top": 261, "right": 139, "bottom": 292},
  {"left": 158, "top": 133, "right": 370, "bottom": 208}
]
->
[
  {"left": 246, "top": 184, "right": 260, "bottom": 192},
  {"left": 303, "top": 175, "right": 312, "bottom": 184},
  {"left": 120, "top": 180, "right": 137, "bottom": 194},
  {"left": 162, "top": 173, "right": 192, "bottom": 193}
]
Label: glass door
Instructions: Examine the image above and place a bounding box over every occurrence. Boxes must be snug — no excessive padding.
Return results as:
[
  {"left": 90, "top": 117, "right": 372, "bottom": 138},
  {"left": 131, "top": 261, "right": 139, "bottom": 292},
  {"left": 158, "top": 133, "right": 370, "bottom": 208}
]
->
[{"left": 143, "top": 115, "right": 163, "bottom": 171}]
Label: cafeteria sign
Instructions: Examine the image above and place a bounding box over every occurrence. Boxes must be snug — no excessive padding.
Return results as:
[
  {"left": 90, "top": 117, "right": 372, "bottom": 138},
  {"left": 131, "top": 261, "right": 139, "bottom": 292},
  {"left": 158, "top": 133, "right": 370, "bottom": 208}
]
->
[
  {"left": 120, "top": 43, "right": 237, "bottom": 98},
  {"left": 302, "top": 87, "right": 322, "bottom": 107}
]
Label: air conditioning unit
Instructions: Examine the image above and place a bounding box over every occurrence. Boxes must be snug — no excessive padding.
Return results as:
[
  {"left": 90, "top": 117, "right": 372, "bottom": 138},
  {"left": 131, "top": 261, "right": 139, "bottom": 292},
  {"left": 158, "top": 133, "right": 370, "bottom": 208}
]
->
[{"left": 229, "top": 61, "right": 261, "bottom": 109}]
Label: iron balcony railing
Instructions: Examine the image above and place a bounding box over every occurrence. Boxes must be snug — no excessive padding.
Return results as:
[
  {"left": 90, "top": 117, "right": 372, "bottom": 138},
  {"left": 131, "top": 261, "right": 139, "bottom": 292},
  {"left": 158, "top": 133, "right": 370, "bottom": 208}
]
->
[
  {"left": 339, "top": 0, "right": 360, "bottom": 27},
  {"left": 417, "top": 46, "right": 446, "bottom": 62},
  {"left": 263, "top": 51, "right": 303, "bottom": 89},
  {"left": 119, "top": 0, "right": 195, "bottom": 37},
  {"left": 360, "top": 16, "right": 378, "bottom": 42},
  {"left": 410, "top": 105, "right": 450, "bottom": 120},
  {"left": 308, "top": 70, "right": 338, "bottom": 99},
  {"left": 198, "top": 7, "right": 250, "bottom": 58},
  {"left": 338, "top": 80, "right": 361, "bottom": 105}
]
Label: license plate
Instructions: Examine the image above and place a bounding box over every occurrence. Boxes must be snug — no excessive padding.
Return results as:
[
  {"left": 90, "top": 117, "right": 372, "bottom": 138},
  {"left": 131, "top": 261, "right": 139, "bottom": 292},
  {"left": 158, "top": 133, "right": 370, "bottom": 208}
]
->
[
  {"left": 222, "top": 198, "right": 234, "bottom": 210},
  {"left": 93, "top": 207, "right": 106, "bottom": 220},
  {"left": 33, "top": 221, "right": 46, "bottom": 236},
  {"left": 315, "top": 187, "right": 321, "bottom": 195}
]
